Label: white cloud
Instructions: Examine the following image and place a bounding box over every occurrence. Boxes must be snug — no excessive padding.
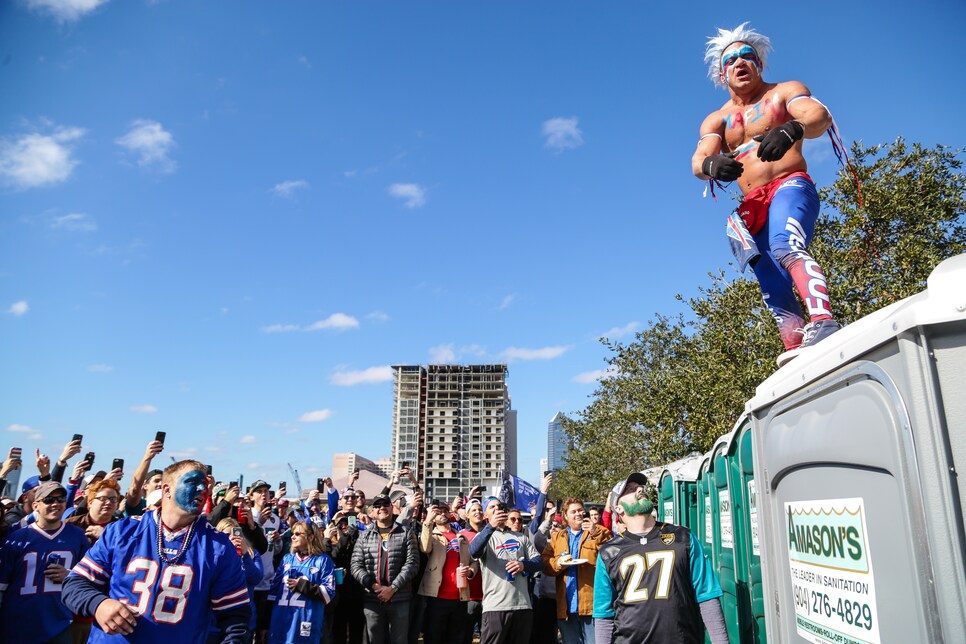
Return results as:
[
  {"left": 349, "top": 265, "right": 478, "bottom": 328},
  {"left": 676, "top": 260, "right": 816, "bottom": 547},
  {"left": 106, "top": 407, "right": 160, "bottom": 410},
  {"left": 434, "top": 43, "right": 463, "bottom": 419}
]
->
[
  {"left": 305, "top": 313, "right": 359, "bottom": 331},
  {"left": 129, "top": 404, "right": 158, "bottom": 414},
  {"left": 261, "top": 313, "right": 359, "bottom": 333},
  {"left": 49, "top": 212, "right": 97, "bottom": 232},
  {"left": 261, "top": 323, "right": 300, "bottom": 334},
  {"left": 388, "top": 183, "right": 426, "bottom": 208},
  {"left": 460, "top": 344, "right": 487, "bottom": 357},
  {"left": 498, "top": 294, "right": 516, "bottom": 310},
  {"left": 298, "top": 409, "right": 333, "bottom": 423},
  {"left": 87, "top": 364, "right": 113, "bottom": 373},
  {"left": 330, "top": 366, "right": 393, "bottom": 386},
  {"left": 271, "top": 179, "right": 309, "bottom": 198},
  {"left": 572, "top": 366, "right": 618, "bottom": 384},
  {"left": 7, "top": 423, "right": 43, "bottom": 440},
  {"left": 240, "top": 435, "right": 256, "bottom": 444},
  {"left": 542, "top": 116, "right": 584, "bottom": 151},
  {"left": 247, "top": 462, "right": 259, "bottom": 469},
  {"left": 24, "top": 0, "right": 109, "bottom": 22},
  {"left": 366, "top": 310, "right": 390, "bottom": 322},
  {"left": 601, "top": 321, "right": 640, "bottom": 339},
  {"left": 429, "top": 343, "right": 457, "bottom": 364},
  {"left": 501, "top": 345, "right": 572, "bottom": 361},
  {"left": 0, "top": 125, "right": 85, "bottom": 189},
  {"left": 116, "top": 119, "right": 176, "bottom": 172},
  {"left": 8, "top": 301, "right": 28, "bottom": 316}
]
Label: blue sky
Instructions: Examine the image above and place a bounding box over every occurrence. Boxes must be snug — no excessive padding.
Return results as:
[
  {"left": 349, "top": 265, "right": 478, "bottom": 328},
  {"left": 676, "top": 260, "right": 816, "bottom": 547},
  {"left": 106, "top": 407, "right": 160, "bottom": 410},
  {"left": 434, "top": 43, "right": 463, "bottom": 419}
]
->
[{"left": 2, "top": 0, "right": 964, "bottom": 491}]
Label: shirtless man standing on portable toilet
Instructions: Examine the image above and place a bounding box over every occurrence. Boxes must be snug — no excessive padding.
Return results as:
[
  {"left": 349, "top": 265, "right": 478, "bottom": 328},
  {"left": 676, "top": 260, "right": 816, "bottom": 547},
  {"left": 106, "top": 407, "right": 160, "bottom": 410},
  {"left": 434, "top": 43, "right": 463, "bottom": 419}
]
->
[{"left": 692, "top": 22, "right": 842, "bottom": 366}]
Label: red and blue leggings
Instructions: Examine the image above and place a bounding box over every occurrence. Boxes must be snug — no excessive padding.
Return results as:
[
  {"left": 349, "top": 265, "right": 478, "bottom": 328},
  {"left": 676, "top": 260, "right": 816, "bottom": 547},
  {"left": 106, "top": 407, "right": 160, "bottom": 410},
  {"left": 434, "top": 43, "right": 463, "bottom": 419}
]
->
[{"left": 749, "top": 175, "right": 833, "bottom": 349}]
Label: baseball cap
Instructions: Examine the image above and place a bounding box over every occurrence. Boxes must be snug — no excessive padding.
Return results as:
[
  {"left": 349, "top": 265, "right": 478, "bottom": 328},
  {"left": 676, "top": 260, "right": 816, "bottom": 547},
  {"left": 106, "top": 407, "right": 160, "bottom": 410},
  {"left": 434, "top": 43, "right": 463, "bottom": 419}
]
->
[
  {"left": 146, "top": 489, "right": 163, "bottom": 507},
  {"left": 611, "top": 472, "right": 650, "bottom": 501},
  {"left": 341, "top": 486, "right": 356, "bottom": 496},
  {"left": 34, "top": 480, "right": 66, "bottom": 501},
  {"left": 277, "top": 498, "right": 289, "bottom": 507},
  {"left": 372, "top": 494, "right": 391, "bottom": 507},
  {"left": 21, "top": 475, "right": 41, "bottom": 496},
  {"left": 249, "top": 480, "right": 270, "bottom": 493},
  {"left": 212, "top": 482, "right": 228, "bottom": 498}
]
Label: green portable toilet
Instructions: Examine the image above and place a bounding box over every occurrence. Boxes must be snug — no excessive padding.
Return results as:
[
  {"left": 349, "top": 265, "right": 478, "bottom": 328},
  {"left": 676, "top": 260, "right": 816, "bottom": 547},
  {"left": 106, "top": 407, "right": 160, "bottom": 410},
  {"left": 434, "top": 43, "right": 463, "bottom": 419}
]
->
[
  {"left": 657, "top": 452, "right": 703, "bottom": 527},
  {"left": 709, "top": 432, "right": 741, "bottom": 644},
  {"left": 735, "top": 415, "right": 766, "bottom": 644},
  {"left": 695, "top": 450, "right": 717, "bottom": 644},
  {"left": 749, "top": 254, "right": 966, "bottom": 643},
  {"left": 696, "top": 452, "right": 715, "bottom": 560}
]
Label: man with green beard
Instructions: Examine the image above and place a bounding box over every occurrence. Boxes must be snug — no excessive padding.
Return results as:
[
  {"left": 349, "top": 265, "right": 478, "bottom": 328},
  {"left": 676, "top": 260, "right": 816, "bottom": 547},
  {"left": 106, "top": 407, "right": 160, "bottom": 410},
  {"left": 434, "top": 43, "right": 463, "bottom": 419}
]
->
[{"left": 592, "top": 474, "right": 728, "bottom": 644}]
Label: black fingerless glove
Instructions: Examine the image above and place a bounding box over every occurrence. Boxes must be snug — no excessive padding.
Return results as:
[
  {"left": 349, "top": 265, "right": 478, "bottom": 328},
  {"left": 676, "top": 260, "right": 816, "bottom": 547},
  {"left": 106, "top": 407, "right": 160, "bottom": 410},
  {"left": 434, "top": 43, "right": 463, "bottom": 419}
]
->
[
  {"left": 754, "top": 120, "right": 805, "bottom": 161},
  {"left": 702, "top": 154, "right": 744, "bottom": 182}
]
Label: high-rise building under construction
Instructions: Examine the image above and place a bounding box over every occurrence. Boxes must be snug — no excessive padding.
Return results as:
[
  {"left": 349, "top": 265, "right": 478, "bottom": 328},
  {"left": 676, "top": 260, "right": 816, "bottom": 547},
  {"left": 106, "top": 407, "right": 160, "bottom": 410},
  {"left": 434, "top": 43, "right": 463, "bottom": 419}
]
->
[{"left": 391, "top": 364, "right": 517, "bottom": 500}]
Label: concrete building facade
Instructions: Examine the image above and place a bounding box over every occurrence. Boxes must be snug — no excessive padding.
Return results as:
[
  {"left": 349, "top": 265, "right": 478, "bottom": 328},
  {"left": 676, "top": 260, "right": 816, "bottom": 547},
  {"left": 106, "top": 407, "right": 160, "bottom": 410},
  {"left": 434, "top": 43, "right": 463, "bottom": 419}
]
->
[
  {"left": 331, "top": 452, "right": 390, "bottom": 480},
  {"left": 391, "top": 364, "right": 516, "bottom": 500}
]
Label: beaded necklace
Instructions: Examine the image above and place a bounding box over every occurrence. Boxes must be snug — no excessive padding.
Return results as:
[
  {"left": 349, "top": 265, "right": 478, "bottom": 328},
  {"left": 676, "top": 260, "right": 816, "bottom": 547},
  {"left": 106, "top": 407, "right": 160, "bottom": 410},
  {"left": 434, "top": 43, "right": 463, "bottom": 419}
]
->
[{"left": 156, "top": 511, "right": 197, "bottom": 565}]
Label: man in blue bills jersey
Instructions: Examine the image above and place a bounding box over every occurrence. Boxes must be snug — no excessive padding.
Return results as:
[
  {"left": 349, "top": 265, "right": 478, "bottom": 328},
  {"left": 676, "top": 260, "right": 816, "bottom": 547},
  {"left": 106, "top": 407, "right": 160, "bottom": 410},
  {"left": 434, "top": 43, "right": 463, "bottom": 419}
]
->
[
  {"left": 593, "top": 473, "right": 729, "bottom": 644},
  {"left": 0, "top": 480, "right": 89, "bottom": 644},
  {"left": 62, "top": 459, "right": 251, "bottom": 643}
]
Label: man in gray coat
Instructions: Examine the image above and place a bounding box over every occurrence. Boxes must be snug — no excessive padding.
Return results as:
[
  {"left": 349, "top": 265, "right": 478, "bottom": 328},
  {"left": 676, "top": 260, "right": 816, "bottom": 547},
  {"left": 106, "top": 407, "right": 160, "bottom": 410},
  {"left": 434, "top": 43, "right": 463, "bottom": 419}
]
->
[{"left": 350, "top": 493, "right": 419, "bottom": 644}]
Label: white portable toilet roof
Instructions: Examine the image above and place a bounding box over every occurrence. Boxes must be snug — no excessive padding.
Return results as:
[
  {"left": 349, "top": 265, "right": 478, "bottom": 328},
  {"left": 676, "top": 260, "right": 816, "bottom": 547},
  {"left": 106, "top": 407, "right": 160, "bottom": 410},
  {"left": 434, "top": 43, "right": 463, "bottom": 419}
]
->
[
  {"left": 749, "top": 252, "right": 966, "bottom": 411},
  {"left": 661, "top": 451, "right": 704, "bottom": 483}
]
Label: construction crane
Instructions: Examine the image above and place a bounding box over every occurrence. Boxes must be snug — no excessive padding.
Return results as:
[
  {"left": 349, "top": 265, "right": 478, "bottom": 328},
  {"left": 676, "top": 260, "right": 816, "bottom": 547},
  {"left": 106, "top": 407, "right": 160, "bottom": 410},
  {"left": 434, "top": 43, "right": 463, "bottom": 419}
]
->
[{"left": 287, "top": 462, "right": 303, "bottom": 498}]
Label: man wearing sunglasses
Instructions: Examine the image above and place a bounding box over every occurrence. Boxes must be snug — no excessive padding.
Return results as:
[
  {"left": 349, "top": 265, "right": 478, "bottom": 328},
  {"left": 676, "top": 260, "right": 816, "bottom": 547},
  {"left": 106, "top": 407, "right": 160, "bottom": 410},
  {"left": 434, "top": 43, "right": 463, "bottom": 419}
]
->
[
  {"left": 0, "top": 480, "right": 89, "bottom": 644},
  {"left": 692, "top": 22, "right": 842, "bottom": 365},
  {"left": 350, "top": 493, "right": 418, "bottom": 644}
]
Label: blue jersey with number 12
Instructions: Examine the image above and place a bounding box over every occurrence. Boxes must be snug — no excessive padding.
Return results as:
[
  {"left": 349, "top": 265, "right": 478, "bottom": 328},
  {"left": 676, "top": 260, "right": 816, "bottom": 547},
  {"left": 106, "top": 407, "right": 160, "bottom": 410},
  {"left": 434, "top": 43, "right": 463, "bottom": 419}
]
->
[
  {"left": 67, "top": 509, "right": 249, "bottom": 643},
  {"left": 268, "top": 552, "right": 335, "bottom": 643},
  {"left": 0, "top": 522, "right": 89, "bottom": 644}
]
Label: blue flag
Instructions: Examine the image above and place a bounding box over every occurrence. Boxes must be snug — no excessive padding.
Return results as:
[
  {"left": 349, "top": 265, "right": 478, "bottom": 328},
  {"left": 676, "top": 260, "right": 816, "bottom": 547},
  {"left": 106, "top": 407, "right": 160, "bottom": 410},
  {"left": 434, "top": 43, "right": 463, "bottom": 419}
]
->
[{"left": 509, "top": 474, "right": 541, "bottom": 515}]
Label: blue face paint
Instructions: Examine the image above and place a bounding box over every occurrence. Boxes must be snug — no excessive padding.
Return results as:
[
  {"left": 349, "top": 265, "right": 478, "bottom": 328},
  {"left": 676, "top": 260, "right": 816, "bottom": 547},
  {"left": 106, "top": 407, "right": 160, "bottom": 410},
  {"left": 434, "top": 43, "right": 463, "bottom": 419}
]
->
[
  {"left": 722, "top": 45, "right": 760, "bottom": 72},
  {"left": 174, "top": 470, "right": 207, "bottom": 514}
]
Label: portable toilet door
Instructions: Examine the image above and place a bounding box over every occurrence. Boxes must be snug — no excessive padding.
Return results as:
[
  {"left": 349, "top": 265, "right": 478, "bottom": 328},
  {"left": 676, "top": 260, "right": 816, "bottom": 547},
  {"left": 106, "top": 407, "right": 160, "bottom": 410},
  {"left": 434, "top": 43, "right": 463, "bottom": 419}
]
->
[
  {"left": 696, "top": 452, "right": 715, "bottom": 563},
  {"left": 736, "top": 417, "right": 766, "bottom": 644},
  {"left": 749, "top": 253, "right": 966, "bottom": 643},
  {"left": 734, "top": 415, "right": 765, "bottom": 644},
  {"left": 696, "top": 450, "right": 716, "bottom": 644},
  {"left": 658, "top": 468, "right": 675, "bottom": 523},
  {"left": 709, "top": 431, "right": 741, "bottom": 644}
]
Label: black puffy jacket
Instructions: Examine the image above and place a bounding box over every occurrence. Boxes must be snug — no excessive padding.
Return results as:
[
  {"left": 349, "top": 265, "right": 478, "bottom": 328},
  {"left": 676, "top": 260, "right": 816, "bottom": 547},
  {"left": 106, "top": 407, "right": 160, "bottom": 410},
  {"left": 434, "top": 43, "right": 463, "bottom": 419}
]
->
[{"left": 350, "top": 522, "right": 418, "bottom": 602}]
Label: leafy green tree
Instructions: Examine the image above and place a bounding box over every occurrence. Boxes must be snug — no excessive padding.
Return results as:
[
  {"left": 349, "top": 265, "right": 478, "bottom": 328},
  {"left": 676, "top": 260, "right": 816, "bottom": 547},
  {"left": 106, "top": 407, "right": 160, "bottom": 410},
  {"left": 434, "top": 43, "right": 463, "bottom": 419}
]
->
[
  {"left": 555, "top": 139, "right": 966, "bottom": 503},
  {"left": 812, "top": 138, "right": 966, "bottom": 321}
]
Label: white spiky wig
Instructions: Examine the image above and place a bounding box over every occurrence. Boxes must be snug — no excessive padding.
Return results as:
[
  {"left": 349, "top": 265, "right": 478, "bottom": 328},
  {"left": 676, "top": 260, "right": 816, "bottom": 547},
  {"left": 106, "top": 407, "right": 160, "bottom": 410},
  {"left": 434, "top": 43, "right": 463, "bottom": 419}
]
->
[{"left": 705, "top": 22, "right": 773, "bottom": 88}]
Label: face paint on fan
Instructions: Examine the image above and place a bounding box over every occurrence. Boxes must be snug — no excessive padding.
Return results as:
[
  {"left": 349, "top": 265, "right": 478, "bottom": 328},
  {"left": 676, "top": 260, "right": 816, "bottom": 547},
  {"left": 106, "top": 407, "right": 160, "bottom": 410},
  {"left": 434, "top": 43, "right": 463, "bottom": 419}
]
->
[
  {"left": 174, "top": 469, "right": 207, "bottom": 514},
  {"left": 722, "top": 45, "right": 761, "bottom": 73}
]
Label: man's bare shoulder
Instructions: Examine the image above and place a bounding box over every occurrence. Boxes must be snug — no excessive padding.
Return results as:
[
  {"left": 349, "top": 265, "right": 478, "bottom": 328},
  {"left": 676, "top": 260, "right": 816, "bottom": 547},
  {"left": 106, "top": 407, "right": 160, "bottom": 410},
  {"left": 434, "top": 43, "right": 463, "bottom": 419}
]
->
[
  {"left": 773, "top": 80, "right": 812, "bottom": 102},
  {"left": 699, "top": 104, "right": 732, "bottom": 133}
]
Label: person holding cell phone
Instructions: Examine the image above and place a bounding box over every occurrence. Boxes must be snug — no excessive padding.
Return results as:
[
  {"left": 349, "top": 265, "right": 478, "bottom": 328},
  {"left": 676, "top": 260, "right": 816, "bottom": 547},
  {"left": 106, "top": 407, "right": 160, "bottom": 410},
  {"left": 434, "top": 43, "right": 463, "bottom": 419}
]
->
[
  {"left": 468, "top": 497, "right": 543, "bottom": 644},
  {"left": 0, "top": 480, "right": 89, "bottom": 644},
  {"left": 325, "top": 507, "right": 366, "bottom": 644},
  {"left": 541, "top": 497, "right": 613, "bottom": 644},
  {"left": 213, "top": 518, "right": 264, "bottom": 636},
  {"left": 267, "top": 521, "right": 336, "bottom": 644},
  {"left": 248, "top": 480, "right": 280, "bottom": 644},
  {"left": 208, "top": 481, "right": 269, "bottom": 555},
  {"left": 122, "top": 435, "right": 165, "bottom": 517},
  {"left": 417, "top": 500, "right": 479, "bottom": 644}
]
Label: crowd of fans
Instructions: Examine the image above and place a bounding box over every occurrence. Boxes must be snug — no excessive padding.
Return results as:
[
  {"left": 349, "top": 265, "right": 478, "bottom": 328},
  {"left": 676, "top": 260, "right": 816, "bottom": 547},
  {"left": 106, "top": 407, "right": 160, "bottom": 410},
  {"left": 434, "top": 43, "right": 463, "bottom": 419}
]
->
[{"left": 1, "top": 434, "right": 728, "bottom": 644}]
